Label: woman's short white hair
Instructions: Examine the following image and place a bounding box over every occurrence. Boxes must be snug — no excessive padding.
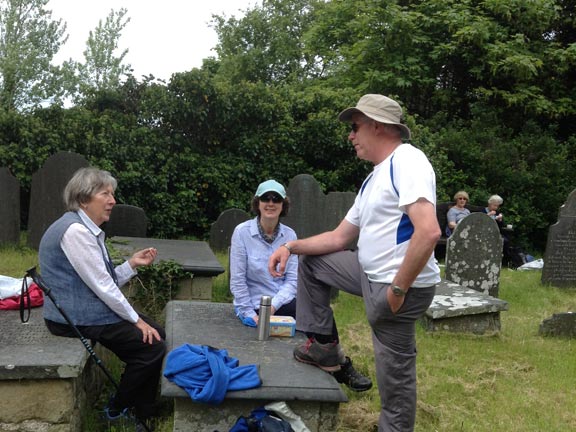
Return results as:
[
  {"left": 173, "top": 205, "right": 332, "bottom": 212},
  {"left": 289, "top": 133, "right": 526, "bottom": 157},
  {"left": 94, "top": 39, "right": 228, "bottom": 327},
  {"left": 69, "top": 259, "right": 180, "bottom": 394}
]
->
[
  {"left": 488, "top": 194, "right": 503, "bottom": 205},
  {"left": 63, "top": 167, "right": 117, "bottom": 211}
]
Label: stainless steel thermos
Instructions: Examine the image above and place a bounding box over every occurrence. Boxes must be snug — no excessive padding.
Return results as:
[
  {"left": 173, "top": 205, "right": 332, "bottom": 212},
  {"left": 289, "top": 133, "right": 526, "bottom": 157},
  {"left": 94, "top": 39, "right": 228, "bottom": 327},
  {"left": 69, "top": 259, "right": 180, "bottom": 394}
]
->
[{"left": 257, "top": 295, "right": 272, "bottom": 340}]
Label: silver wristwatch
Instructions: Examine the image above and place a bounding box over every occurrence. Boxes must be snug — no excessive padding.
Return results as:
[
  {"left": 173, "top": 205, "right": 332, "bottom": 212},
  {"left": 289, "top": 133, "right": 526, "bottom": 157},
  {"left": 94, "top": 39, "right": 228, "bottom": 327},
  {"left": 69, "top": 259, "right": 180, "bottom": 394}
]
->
[{"left": 391, "top": 285, "right": 407, "bottom": 297}]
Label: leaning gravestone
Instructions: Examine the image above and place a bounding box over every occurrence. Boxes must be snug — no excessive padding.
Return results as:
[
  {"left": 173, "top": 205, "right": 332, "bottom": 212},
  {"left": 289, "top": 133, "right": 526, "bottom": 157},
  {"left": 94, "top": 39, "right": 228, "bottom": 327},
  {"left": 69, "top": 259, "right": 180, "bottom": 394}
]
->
[
  {"left": 209, "top": 208, "right": 250, "bottom": 252},
  {"left": 102, "top": 204, "right": 148, "bottom": 238},
  {"left": 542, "top": 189, "right": 576, "bottom": 288},
  {"left": 445, "top": 212, "right": 503, "bottom": 297},
  {"left": 0, "top": 167, "right": 20, "bottom": 245},
  {"left": 27, "top": 152, "right": 89, "bottom": 249}
]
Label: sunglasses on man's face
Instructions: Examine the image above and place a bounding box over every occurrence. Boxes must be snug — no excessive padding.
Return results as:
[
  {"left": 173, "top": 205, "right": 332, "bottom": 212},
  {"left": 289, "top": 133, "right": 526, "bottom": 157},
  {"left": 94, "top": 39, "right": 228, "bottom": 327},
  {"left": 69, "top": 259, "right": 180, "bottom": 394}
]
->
[{"left": 259, "top": 194, "right": 283, "bottom": 203}]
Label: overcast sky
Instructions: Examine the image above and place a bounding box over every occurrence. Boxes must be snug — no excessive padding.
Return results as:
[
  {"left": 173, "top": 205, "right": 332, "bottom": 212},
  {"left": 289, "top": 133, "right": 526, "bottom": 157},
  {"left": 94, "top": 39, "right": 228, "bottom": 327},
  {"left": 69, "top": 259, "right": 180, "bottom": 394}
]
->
[{"left": 49, "top": 0, "right": 260, "bottom": 81}]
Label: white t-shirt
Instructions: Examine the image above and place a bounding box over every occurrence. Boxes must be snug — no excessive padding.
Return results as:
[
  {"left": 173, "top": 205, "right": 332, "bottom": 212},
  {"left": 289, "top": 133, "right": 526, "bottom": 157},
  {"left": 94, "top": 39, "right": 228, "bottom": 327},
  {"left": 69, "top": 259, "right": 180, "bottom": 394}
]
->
[{"left": 345, "top": 143, "right": 441, "bottom": 286}]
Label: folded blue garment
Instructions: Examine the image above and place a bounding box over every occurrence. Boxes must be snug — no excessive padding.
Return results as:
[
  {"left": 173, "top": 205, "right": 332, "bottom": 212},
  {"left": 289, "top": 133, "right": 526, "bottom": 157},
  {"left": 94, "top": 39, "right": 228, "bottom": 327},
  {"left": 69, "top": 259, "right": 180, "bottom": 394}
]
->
[{"left": 163, "top": 344, "right": 261, "bottom": 405}]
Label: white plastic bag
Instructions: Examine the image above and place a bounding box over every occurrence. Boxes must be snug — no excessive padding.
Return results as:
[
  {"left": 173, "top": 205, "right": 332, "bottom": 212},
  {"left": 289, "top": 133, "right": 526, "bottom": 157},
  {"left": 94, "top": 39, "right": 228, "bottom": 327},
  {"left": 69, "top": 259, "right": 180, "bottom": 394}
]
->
[
  {"left": 517, "top": 258, "right": 544, "bottom": 271},
  {"left": 0, "top": 275, "right": 25, "bottom": 299},
  {"left": 264, "top": 401, "right": 311, "bottom": 432}
]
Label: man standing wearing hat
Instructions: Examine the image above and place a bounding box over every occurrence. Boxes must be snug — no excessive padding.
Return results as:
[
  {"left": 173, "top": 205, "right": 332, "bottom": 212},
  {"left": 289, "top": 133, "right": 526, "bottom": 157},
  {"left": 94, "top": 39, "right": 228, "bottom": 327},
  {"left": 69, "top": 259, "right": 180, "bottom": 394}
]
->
[{"left": 269, "top": 94, "right": 441, "bottom": 431}]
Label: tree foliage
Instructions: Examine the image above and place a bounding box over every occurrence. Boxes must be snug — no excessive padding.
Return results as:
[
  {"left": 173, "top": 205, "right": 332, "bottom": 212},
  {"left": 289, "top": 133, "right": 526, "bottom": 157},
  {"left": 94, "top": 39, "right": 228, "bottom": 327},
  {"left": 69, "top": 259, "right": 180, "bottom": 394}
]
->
[
  {"left": 0, "top": 0, "right": 575, "bottom": 253},
  {"left": 70, "top": 8, "right": 131, "bottom": 101},
  {"left": 0, "top": 0, "right": 67, "bottom": 110}
]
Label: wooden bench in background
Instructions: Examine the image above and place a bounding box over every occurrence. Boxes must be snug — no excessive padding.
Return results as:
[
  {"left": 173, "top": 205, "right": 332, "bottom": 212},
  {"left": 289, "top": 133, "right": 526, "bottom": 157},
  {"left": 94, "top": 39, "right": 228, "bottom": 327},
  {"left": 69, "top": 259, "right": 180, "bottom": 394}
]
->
[{"left": 435, "top": 202, "right": 486, "bottom": 260}]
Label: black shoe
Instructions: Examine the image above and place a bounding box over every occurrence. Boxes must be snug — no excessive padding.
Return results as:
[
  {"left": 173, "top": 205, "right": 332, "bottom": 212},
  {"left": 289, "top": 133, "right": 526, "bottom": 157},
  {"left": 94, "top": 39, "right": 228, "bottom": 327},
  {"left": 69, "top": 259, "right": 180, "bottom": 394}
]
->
[{"left": 331, "top": 356, "right": 373, "bottom": 392}]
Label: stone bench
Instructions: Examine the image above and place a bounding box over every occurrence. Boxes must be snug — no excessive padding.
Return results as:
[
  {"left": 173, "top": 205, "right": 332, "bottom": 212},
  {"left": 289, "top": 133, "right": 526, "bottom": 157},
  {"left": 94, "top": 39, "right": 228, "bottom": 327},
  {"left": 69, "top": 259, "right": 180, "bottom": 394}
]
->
[
  {"left": 110, "top": 237, "right": 225, "bottom": 301},
  {"left": 161, "top": 300, "right": 348, "bottom": 432},
  {"left": 420, "top": 279, "right": 509, "bottom": 335},
  {"left": 0, "top": 307, "right": 103, "bottom": 432}
]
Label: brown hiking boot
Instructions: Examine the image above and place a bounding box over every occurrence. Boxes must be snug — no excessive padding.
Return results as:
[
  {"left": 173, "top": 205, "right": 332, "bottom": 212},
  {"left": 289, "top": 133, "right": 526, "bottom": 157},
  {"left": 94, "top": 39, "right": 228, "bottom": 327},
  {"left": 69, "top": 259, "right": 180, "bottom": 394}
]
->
[{"left": 293, "top": 337, "right": 344, "bottom": 372}]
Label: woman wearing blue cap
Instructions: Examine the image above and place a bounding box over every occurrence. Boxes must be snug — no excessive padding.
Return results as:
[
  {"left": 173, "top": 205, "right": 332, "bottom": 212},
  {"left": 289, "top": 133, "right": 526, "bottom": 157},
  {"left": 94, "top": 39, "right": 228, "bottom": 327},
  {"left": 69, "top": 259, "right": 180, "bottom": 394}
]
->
[{"left": 230, "top": 180, "right": 298, "bottom": 326}]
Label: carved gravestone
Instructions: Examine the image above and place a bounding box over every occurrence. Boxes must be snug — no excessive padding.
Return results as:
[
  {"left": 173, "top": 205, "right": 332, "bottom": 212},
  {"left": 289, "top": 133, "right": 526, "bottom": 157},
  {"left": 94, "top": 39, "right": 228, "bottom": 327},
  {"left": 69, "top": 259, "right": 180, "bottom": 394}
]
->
[
  {"left": 539, "top": 312, "right": 576, "bottom": 338},
  {"left": 102, "top": 204, "right": 148, "bottom": 238},
  {"left": 542, "top": 189, "right": 576, "bottom": 288},
  {"left": 27, "top": 152, "right": 89, "bottom": 249},
  {"left": 209, "top": 208, "right": 250, "bottom": 252},
  {"left": 445, "top": 212, "right": 503, "bottom": 297},
  {"left": 0, "top": 168, "right": 20, "bottom": 245}
]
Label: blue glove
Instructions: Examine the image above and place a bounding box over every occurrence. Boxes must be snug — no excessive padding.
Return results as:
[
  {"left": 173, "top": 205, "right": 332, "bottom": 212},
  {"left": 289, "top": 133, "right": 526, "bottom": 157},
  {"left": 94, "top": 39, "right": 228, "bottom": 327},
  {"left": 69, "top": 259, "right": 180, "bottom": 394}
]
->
[{"left": 235, "top": 307, "right": 257, "bottom": 327}]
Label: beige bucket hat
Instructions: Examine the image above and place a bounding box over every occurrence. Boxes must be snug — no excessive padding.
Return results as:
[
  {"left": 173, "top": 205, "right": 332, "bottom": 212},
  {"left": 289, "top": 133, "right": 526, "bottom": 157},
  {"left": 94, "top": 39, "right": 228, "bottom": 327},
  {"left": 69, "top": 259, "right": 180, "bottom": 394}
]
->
[{"left": 338, "top": 94, "right": 411, "bottom": 139}]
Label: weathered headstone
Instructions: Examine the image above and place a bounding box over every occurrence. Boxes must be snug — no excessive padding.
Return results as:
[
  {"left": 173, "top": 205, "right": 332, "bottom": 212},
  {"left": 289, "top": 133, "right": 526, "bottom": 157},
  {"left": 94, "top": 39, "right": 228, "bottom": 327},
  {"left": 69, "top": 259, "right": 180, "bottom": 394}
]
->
[
  {"left": 27, "top": 152, "right": 89, "bottom": 249},
  {"left": 542, "top": 189, "right": 576, "bottom": 288},
  {"left": 283, "top": 174, "right": 356, "bottom": 240},
  {"left": 102, "top": 204, "right": 148, "bottom": 238},
  {"left": 0, "top": 167, "right": 20, "bottom": 245},
  {"left": 209, "top": 208, "right": 250, "bottom": 252},
  {"left": 539, "top": 312, "right": 576, "bottom": 338},
  {"left": 445, "top": 212, "right": 503, "bottom": 297},
  {"left": 283, "top": 174, "right": 327, "bottom": 239}
]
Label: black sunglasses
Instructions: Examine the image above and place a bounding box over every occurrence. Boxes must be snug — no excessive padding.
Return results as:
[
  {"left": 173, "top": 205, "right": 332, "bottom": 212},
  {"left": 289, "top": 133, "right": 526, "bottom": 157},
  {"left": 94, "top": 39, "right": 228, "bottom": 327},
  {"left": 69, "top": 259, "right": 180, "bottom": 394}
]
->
[
  {"left": 351, "top": 123, "right": 361, "bottom": 133},
  {"left": 259, "top": 194, "right": 283, "bottom": 203}
]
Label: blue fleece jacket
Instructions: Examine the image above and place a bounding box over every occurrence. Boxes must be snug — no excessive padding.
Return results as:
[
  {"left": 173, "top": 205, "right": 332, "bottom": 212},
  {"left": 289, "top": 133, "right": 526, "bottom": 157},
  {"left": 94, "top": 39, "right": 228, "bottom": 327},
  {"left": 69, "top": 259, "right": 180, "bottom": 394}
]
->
[{"left": 163, "top": 344, "right": 261, "bottom": 404}]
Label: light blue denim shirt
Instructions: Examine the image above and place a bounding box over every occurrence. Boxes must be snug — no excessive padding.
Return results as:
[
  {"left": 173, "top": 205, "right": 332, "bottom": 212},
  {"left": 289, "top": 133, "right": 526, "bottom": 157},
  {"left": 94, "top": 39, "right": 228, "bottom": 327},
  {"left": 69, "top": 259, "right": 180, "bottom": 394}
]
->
[{"left": 230, "top": 217, "right": 298, "bottom": 319}]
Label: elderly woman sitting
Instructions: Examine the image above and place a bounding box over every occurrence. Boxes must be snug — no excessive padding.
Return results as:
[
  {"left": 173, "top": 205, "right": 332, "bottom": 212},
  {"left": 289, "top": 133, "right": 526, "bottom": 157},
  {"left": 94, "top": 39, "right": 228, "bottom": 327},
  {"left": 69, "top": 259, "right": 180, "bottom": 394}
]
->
[
  {"left": 446, "top": 190, "right": 471, "bottom": 236},
  {"left": 39, "top": 167, "right": 165, "bottom": 425},
  {"left": 483, "top": 194, "right": 504, "bottom": 228}
]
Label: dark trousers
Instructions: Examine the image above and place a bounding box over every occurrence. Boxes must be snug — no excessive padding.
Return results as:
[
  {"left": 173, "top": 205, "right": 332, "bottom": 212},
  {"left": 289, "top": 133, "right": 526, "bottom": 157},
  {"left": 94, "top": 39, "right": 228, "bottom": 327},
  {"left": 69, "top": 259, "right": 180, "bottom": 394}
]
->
[
  {"left": 46, "top": 315, "right": 166, "bottom": 417},
  {"left": 296, "top": 250, "right": 436, "bottom": 432},
  {"left": 261, "top": 297, "right": 297, "bottom": 319}
]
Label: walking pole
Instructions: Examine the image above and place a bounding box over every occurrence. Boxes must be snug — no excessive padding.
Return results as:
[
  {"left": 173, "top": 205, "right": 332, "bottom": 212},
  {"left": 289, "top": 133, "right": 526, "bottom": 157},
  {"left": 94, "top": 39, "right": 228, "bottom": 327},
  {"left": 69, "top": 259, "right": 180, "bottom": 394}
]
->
[{"left": 25, "top": 267, "right": 152, "bottom": 432}]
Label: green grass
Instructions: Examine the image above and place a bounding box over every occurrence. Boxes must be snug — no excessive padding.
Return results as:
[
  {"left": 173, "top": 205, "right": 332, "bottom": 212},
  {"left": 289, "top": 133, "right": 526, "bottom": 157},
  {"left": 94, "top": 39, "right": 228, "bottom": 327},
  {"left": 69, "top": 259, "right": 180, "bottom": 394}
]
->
[{"left": 2, "top": 244, "right": 575, "bottom": 431}]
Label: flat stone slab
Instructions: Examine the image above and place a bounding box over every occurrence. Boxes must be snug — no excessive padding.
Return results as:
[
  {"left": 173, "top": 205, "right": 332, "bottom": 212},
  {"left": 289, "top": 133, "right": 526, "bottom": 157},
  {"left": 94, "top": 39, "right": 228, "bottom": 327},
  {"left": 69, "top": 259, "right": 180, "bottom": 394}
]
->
[
  {"left": 162, "top": 300, "right": 347, "bottom": 403},
  {"left": 425, "top": 279, "right": 509, "bottom": 320},
  {"left": 110, "top": 237, "right": 225, "bottom": 276},
  {"left": 0, "top": 307, "right": 89, "bottom": 379}
]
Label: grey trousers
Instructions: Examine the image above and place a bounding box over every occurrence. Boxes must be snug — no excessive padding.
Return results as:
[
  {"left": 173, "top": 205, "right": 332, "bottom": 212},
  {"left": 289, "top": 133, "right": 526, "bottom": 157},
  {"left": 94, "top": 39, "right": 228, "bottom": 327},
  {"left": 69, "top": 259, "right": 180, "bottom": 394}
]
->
[{"left": 296, "top": 250, "right": 436, "bottom": 432}]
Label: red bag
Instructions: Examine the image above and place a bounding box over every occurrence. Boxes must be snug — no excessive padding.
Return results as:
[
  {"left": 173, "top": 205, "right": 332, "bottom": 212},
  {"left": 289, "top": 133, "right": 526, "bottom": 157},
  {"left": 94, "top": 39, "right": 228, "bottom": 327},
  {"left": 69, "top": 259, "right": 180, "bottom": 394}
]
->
[{"left": 0, "top": 282, "right": 44, "bottom": 310}]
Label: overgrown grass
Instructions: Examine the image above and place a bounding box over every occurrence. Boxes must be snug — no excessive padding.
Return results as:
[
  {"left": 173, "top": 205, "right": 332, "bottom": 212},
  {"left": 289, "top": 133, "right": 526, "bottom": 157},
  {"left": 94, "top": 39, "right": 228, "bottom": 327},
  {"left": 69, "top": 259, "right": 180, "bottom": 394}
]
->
[{"left": 2, "top": 244, "right": 575, "bottom": 431}]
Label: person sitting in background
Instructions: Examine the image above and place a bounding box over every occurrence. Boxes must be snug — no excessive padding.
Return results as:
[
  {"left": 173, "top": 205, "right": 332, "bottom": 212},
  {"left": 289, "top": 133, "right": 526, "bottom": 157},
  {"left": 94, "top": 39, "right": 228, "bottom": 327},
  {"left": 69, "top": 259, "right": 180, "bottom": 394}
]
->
[
  {"left": 39, "top": 167, "right": 166, "bottom": 426},
  {"left": 483, "top": 194, "right": 504, "bottom": 228},
  {"left": 230, "top": 179, "right": 297, "bottom": 326},
  {"left": 446, "top": 191, "right": 471, "bottom": 236},
  {"left": 483, "top": 194, "right": 514, "bottom": 266}
]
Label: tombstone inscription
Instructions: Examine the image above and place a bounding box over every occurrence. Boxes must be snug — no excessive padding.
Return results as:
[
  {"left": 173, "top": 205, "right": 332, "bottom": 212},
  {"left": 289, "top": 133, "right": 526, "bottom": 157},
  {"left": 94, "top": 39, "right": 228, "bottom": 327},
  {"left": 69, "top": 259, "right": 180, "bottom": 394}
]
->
[
  {"left": 542, "top": 189, "right": 576, "bottom": 288},
  {"left": 445, "top": 212, "right": 503, "bottom": 297}
]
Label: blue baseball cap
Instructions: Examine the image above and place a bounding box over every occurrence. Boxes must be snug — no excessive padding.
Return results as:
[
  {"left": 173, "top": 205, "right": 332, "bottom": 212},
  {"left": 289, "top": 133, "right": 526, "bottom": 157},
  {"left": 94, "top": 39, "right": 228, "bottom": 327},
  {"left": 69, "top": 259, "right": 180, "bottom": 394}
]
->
[{"left": 255, "top": 179, "right": 286, "bottom": 198}]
